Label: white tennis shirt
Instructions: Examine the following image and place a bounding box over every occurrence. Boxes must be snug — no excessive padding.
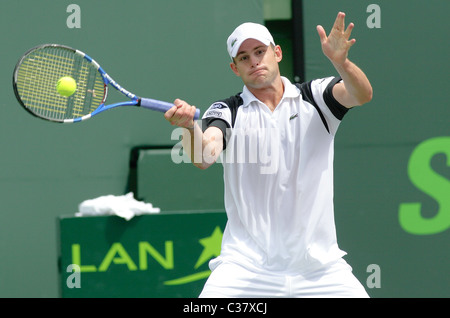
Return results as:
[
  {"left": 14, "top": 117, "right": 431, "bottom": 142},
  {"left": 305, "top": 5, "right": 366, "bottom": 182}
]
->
[{"left": 202, "top": 76, "right": 349, "bottom": 274}]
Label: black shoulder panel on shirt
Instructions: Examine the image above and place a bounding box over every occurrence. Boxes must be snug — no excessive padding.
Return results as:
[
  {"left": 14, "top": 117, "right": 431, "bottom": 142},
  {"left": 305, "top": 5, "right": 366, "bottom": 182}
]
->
[
  {"left": 201, "top": 93, "right": 244, "bottom": 149},
  {"left": 220, "top": 93, "right": 244, "bottom": 128},
  {"left": 323, "top": 76, "right": 349, "bottom": 120},
  {"left": 296, "top": 82, "right": 330, "bottom": 134}
]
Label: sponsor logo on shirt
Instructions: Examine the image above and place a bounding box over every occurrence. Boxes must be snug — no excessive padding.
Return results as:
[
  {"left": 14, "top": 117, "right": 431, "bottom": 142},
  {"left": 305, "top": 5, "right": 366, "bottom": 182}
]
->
[
  {"left": 205, "top": 110, "right": 223, "bottom": 117},
  {"left": 210, "top": 103, "right": 228, "bottom": 110}
]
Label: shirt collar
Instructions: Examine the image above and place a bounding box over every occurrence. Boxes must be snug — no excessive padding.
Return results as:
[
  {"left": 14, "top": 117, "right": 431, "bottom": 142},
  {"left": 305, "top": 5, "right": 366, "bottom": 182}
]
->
[{"left": 240, "top": 76, "right": 300, "bottom": 107}]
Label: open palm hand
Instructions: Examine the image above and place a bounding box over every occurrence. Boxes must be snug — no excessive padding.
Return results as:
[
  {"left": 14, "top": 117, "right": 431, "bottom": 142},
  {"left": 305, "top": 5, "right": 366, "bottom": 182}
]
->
[{"left": 317, "top": 12, "right": 356, "bottom": 66}]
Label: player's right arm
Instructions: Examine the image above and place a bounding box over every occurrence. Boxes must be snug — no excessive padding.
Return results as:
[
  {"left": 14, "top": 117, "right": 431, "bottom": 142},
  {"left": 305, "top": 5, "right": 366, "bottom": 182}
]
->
[{"left": 164, "top": 99, "right": 223, "bottom": 169}]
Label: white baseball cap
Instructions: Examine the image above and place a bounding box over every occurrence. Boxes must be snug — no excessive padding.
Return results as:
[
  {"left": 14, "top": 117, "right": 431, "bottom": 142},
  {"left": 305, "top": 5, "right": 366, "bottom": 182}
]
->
[{"left": 227, "top": 22, "right": 275, "bottom": 59}]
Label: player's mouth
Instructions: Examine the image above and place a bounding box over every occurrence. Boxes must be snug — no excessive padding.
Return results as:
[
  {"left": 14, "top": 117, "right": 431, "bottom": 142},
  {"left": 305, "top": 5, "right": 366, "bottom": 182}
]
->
[{"left": 250, "top": 67, "right": 266, "bottom": 76}]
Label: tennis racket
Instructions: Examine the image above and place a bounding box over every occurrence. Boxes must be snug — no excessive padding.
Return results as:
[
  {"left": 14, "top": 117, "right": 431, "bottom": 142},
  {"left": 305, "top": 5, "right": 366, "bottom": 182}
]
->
[{"left": 12, "top": 44, "right": 200, "bottom": 123}]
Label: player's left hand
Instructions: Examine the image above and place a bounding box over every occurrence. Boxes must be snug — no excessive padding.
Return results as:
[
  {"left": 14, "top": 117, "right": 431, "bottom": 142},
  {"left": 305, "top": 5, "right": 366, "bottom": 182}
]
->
[{"left": 317, "top": 12, "right": 356, "bottom": 66}]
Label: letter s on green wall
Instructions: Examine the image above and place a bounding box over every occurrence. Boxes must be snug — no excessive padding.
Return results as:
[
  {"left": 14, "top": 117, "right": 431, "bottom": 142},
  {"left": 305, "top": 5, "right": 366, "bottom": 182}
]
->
[{"left": 399, "top": 136, "right": 450, "bottom": 235}]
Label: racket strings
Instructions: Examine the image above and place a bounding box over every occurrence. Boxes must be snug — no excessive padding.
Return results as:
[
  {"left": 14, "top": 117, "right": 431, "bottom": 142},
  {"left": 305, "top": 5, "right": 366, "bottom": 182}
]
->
[{"left": 15, "top": 46, "right": 104, "bottom": 121}]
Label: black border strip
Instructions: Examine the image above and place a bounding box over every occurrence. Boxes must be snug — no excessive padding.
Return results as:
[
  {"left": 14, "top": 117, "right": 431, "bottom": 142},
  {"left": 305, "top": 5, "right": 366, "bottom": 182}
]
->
[{"left": 292, "top": 0, "right": 305, "bottom": 83}]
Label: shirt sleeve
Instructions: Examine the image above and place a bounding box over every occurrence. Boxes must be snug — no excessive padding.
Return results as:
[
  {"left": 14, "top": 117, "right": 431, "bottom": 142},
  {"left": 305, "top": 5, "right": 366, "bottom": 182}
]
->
[
  {"left": 201, "top": 102, "right": 232, "bottom": 149},
  {"left": 310, "top": 76, "right": 349, "bottom": 135}
]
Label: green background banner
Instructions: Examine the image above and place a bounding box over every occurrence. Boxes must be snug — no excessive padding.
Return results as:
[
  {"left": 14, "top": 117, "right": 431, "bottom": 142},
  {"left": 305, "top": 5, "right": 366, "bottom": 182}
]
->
[{"left": 59, "top": 212, "right": 227, "bottom": 297}]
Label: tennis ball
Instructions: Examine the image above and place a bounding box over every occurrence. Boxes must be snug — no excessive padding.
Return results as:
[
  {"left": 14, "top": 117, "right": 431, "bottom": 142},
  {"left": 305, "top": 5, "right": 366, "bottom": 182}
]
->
[{"left": 56, "top": 76, "right": 77, "bottom": 97}]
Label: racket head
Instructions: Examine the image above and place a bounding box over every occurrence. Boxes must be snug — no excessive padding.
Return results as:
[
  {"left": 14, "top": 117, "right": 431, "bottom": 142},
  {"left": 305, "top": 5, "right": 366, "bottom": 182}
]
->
[{"left": 13, "top": 44, "right": 107, "bottom": 123}]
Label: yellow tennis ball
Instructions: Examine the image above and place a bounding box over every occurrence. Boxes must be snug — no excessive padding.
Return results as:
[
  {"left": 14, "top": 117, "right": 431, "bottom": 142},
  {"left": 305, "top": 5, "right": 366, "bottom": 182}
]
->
[{"left": 56, "top": 76, "right": 77, "bottom": 97}]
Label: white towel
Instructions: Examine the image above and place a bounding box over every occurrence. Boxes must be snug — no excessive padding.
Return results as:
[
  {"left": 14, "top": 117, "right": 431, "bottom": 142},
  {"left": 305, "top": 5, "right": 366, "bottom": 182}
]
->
[{"left": 76, "top": 192, "right": 160, "bottom": 220}]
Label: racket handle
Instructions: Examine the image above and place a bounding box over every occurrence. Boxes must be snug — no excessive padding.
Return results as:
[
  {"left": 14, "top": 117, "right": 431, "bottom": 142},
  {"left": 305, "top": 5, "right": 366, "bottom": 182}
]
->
[{"left": 140, "top": 98, "right": 200, "bottom": 120}]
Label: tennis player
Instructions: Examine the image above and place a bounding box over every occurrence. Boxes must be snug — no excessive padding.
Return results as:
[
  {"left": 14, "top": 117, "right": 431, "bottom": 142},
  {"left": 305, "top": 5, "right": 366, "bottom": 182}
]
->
[{"left": 165, "top": 12, "right": 373, "bottom": 297}]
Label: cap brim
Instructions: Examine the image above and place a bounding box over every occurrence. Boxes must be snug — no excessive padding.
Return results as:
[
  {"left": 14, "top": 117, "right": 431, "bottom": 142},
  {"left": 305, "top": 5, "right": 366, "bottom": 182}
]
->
[{"left": 230, "top": 38, "right": 272, "bottom": 58}]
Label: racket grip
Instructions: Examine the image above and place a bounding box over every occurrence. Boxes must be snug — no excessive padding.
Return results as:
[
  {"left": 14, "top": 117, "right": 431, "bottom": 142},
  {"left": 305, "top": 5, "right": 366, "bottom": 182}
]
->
[{"left": 140, "top": 98, "right": 200, "bottom": 120}]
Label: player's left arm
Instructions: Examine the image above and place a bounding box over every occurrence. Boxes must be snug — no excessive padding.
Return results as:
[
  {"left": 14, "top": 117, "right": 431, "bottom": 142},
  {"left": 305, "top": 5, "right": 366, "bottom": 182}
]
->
[{"left": 317, "top": 12, "right": 373, "bottom": 108}]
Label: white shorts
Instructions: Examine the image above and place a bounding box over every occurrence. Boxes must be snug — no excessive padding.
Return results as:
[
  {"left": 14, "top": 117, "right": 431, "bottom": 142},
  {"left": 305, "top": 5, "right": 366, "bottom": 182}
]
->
[{"left": 199, "top": 259, "right": 369, "bottom": 298}]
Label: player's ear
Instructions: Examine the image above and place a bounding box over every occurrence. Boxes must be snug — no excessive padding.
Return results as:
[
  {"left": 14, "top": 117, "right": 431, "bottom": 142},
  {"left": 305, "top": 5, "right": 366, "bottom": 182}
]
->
[
  {"left": 274, "top": 45, "right": 282, "bottom": 62},
  {"left": 230, "top": 62, "right": 240, "bottom": 77}
]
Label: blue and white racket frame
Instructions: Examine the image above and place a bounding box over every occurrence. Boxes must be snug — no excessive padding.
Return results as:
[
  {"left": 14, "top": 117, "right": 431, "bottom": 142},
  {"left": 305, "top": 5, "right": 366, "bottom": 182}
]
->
[{"left": 13, "top": 43, "right": 200, "bottom": 123}]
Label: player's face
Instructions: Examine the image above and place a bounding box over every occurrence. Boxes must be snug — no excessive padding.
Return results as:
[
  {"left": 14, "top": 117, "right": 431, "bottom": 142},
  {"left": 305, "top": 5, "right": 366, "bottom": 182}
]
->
[{"left": 230, "top": 39, "right": 282, "bottom": 89}]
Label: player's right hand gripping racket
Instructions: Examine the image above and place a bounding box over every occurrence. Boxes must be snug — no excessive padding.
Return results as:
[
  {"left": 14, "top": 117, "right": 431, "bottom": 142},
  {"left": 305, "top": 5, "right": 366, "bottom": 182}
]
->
[{"left": 12, "top": 44, "right": 200, "bottom": 123}]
